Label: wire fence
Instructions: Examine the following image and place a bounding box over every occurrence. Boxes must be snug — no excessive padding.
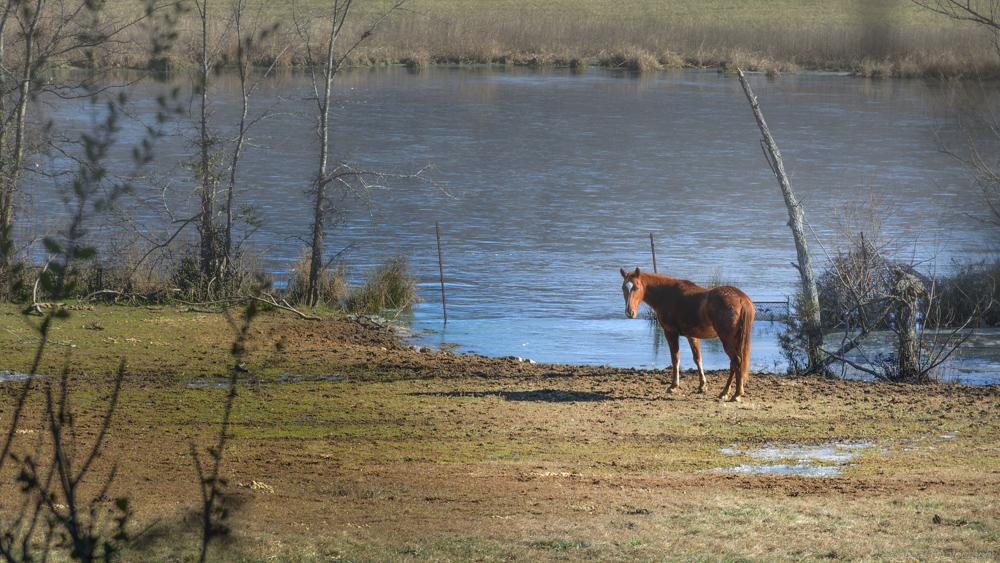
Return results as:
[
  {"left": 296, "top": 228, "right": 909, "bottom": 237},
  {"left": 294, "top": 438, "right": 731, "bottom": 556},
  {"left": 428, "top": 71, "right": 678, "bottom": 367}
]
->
[{"left": 754, "top": 301, "right": 790, "bottom": 322}]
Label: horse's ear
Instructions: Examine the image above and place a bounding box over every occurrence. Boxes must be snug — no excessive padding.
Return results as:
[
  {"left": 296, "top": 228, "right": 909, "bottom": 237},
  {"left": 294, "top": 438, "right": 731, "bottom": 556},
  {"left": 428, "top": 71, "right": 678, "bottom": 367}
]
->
[
  {"left": 620, "top": 268, "right": 628, "bottom": 279},
  {"left": 632, "top": 267, "right": 641, "bottom": 276}
]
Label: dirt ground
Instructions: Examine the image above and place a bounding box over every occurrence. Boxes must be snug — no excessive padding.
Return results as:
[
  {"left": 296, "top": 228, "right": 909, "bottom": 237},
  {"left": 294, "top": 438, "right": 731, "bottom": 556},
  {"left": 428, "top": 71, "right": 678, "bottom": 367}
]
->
[{"left": 3, "top": 313, "right": 1000, "bottom": 561}]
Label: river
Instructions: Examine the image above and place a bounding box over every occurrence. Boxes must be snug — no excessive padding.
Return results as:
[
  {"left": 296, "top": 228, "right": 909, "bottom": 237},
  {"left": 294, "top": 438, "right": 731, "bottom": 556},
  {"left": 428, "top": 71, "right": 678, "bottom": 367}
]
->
[{"left": 20, "top": 66, "right": 999, "bottom": 384}]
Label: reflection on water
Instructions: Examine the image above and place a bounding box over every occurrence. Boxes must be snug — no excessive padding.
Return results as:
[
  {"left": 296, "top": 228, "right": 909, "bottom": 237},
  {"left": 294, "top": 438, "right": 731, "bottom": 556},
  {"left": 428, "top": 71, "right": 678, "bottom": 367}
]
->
[
  {"left": 714, "top": 441, "right": 882, "bottom": 477},
  {"left": 19, "top": 66, "right": 1000, "bottom": 383},
  {"left": 0, "top": 370, "right": 32, "bottom": 383}
]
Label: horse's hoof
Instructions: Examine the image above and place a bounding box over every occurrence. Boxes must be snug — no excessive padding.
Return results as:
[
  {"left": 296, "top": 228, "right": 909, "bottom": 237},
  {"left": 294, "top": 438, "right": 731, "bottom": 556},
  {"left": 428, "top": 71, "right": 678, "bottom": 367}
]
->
[
  {"left": 718, "top": 394, "right": 729, "bottom": 401},
  {"left": 696, "top": 387, "right": 707, "bottom": 394},
  {"left": 729, "top": 395, "right": 743, "bottom": 403},
  {"left": 668, "top": 386, "right": 680, "bottom": 393}
]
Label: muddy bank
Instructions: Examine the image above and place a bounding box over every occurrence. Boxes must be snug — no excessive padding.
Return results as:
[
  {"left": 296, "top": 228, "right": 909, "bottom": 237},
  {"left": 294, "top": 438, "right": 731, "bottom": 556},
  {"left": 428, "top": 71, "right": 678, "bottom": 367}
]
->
[{"left": 2, "top": 311, "right": 998, "bottom": 561}]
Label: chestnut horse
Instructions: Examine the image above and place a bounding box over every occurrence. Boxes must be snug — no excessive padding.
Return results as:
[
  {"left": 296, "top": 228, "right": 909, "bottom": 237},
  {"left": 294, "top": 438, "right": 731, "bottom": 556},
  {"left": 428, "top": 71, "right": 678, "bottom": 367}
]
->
[{"left": 620, "top": 267, "right": 755, "bottom": 401}]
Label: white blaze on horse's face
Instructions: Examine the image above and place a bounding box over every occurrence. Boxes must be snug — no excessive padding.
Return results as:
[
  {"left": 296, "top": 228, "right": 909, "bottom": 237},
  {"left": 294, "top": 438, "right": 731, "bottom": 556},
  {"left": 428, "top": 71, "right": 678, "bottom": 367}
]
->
[{"left": 623, "top": 280, "right": 638, "bottom": 319}]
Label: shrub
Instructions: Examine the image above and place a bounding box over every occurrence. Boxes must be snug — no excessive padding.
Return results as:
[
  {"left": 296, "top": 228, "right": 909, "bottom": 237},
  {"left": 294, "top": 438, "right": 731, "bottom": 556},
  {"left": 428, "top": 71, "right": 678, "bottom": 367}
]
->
[
  {"left": 599, "top": 45, "right": 661, "bottom": 72},
  {"left": 343, "top": 256, "right": 418, "bottom": 315},
  {"left": 168, "top": 248, "right": 273, "bottom": 302},
  {"left": 816, "top": 235, "right": 898, "bottom": 329},
  {"left": 284, "top": 251, "right": 348, "bottom": 308},
  {"left": 929, "top": 259, "right": 1000, "bottom": 327},
  {"left": 0, "top": 261, "right": 31, "bottom": 303}
]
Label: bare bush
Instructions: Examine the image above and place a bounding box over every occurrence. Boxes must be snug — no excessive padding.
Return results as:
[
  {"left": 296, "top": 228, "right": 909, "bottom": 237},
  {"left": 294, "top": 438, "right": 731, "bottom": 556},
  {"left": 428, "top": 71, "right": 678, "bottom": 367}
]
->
[
  {"left": 789, "top": 186, "right": 991, "bottom": 381},
  {"left": 930, "top": 259, "right": 1000, "bottom": 326},
  {"left": 817, "top": 232, "right": 899, "bottom": 329},
  {"left": 598, "top": 45, "right": 661, "bottom": 72}
]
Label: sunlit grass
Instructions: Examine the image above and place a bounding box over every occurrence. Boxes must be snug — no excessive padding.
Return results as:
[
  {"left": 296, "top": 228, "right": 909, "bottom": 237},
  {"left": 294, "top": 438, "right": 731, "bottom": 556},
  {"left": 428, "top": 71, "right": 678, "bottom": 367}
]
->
[{"left": 2, "top": 303, "right": 999, "bottom": 561}]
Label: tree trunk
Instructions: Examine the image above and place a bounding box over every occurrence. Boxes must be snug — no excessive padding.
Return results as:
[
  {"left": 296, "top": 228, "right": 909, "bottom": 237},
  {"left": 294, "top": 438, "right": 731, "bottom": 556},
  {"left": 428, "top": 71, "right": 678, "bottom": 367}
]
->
[
  {"left": 306, "top": 54, "right": 335, "bottom": 307},
  {"left": 225, "top": 0, "right": 250, "bottom": 267},
  {"left": 893, "top": 267, "right": 926, "bottom": 380},
  {"left": 197, "top": 0, "right": 216, "bottom": 279},
  {"left": 301, "top": 0, "right": 407, "bottom": 307},
  {"left": 0, "top": 2, "right": 36, "bottom": 292},
  {"left": 737, "top": 69, "right": 825, "bottom": 369},
  {"left": 0, "top": 8, "right": 9, "bottom": 288},
  {"left": 306, "top": 2, "right": 348, "bottom": 307}
]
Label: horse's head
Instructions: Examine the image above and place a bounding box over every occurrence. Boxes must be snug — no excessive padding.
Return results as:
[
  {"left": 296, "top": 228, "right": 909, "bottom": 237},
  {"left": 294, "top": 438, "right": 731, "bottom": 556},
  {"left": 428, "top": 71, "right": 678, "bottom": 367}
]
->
[{"left": 620, "top": 267, "right": 644, "bottom": 319}]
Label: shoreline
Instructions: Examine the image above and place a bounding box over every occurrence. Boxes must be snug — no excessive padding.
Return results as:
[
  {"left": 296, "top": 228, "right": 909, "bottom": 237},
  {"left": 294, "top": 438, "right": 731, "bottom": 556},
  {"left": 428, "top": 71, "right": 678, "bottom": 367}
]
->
[
  {"left": 53, "top": 2, "right": 1000, "bottom": 80},
  {"left": 1, "top": 309, "right": 998, "bottom": 561}
]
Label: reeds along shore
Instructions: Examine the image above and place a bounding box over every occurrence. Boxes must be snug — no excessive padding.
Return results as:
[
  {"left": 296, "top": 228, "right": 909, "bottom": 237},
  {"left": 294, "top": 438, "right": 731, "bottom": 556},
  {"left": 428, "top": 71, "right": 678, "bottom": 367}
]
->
[{"left": 45, "top": 10, "right": 1000, "bottom": 79}]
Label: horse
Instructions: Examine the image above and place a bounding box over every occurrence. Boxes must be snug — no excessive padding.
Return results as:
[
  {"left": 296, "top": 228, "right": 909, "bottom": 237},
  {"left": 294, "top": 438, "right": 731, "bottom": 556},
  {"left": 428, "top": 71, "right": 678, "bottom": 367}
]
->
[{"left": 620, "top": 267, "right": 756, "bottom": 401}]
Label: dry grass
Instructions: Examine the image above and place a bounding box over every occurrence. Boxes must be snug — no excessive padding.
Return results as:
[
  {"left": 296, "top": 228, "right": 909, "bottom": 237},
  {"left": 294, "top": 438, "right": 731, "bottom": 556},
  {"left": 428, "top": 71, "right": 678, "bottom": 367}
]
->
[
  {"left": 282, "top": 249, "right": 349, "bottom": 307},
  {"left": 30, "top": 0, "right": 998, "bottom": 78},
  {"left": 598, "top": 45, "right": 661, "bottom": 72},
  {"left": 2, "top": 308, "right": 998, "bottom": 561}
]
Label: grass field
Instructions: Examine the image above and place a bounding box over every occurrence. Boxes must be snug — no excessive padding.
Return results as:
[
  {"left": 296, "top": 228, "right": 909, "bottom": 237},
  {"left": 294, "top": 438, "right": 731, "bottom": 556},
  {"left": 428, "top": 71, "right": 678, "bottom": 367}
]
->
[
  {"left": 84, "top": 0, "right": 991, "bottom": 77},
  {"left": 208, "top": 0, "right": 956, "bottom": 28},
  {"left": 1, "top": 304, "right": 999, "bottom": 561}
]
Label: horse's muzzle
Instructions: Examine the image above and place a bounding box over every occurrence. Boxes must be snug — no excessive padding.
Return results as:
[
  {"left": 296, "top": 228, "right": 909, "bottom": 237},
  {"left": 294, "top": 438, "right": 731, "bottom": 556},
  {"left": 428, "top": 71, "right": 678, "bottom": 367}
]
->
[{"left": 626, "top": 308, "right": 637, "bottom": 319}]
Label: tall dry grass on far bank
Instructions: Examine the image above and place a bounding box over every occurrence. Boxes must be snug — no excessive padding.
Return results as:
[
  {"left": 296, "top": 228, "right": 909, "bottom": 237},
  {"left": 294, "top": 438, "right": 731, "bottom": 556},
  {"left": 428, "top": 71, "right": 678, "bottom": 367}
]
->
[{"left": 51, "top": 0, "right": 1000, "bottom": 78}]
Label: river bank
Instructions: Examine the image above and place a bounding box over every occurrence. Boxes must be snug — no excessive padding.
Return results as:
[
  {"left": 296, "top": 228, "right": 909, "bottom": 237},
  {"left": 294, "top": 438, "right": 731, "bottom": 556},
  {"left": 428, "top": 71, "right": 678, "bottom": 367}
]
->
[
  {"left": 65, "top": 0, "right": 1000, "bottom": 78},
  {"left": 1, "top": 306, "right": 997, "bottom": 561}
]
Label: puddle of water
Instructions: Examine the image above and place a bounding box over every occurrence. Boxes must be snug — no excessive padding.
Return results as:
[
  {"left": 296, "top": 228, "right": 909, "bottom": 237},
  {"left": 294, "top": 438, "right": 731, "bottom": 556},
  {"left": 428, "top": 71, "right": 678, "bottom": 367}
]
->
[
  {"left": 715, "top": 433, "right": 967, "bottom": 477},
  {"left": 718, "top": 464, "right": 843, "bottom": 478},
  {"left": 720, "top": 442, "right": 877, "bottom": 464},
  {"left": 714, "top": 441, "right": 879, "bottom": 477},
  {"left": 1, "top": 370, "right": 38, "bottom": 382}
]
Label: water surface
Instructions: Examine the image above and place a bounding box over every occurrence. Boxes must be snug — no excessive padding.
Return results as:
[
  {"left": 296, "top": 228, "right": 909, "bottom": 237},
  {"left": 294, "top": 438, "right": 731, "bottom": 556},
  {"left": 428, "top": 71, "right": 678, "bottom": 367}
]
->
[{"left": 20, "top": 67, "right": 997, "bottom": 383}]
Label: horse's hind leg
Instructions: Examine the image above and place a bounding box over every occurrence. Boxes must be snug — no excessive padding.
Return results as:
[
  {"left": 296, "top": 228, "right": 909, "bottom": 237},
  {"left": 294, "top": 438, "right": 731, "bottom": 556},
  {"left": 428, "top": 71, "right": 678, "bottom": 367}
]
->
[
  {"left": 719, "top": 367, "right": 738, "bottom": 401},
  {"left": 717, "top": 337, "right": 740, "bottom": 401},
  {"left": 687, "top": 337, "right": 707, "bottom": 393}
]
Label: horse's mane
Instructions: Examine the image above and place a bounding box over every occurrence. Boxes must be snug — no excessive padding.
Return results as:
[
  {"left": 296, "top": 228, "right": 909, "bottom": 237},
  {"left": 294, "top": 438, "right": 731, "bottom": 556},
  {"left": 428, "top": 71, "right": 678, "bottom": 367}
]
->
[{"left": 641, "top": 271, "right": 703, "bottom": 291}]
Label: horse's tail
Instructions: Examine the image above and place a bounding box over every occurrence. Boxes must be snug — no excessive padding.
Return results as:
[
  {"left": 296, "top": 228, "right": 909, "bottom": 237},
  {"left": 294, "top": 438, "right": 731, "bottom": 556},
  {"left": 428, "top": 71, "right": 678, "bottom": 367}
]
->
[{"left": 737, "top": 298, "right": 755, "bottom": 381}]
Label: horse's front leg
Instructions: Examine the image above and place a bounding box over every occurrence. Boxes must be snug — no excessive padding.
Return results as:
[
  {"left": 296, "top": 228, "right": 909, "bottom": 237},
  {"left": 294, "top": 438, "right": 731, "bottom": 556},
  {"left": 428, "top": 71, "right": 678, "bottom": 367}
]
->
[
  {"left": 686, "top": 337, "right": 707, "bottom": 393},
  {"left": 664, "top": 332, "right": 681, "bottom": 393}
]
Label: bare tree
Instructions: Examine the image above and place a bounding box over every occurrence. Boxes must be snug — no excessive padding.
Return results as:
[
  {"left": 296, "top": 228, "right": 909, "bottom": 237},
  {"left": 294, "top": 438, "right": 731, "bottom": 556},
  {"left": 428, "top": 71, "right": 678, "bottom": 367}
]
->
[
  {"left": 129, "top": 0, "right": 285, "bottom": 295},
  {"left": 911, "top": 2, "right": 1000, "bottom": 226},
  {"left": 737, "top": 69, "right": 825, "bottom": 370},
  {"left": 816, "top": 243, "right": 987, "bottom": 382},
  {"left": 737, "top": 68, "right": 988, "bottom": 380},
  {"left": 911, "top": 1, "right": 1000, "bottom": 53},
  {"left": 292, "top": 0, "right": 409, "bottom": 307},
  {"left": 190, "top": 0, "right": 237, "bottom": 279},
  {"left": 929, "top": 81, "right": 1000, "bottom": 238},
  {"left": 911, "top": 0, "right": 1000, "bottom": 313},
  {"left": 221, "top": 0, "right": 286, "bottom": 267},
  {"left": 0, "top": 0, "right": 175, "bottom": 298},
  {"left": 0, "top": 79, "right": 167, "bottom": 562}
]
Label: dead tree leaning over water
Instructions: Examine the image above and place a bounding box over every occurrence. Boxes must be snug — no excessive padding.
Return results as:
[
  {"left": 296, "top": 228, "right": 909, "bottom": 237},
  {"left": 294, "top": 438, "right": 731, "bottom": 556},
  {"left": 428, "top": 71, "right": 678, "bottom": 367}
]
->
[{"left": 737, "top": 69, "right": 825, "bottom": 372}]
